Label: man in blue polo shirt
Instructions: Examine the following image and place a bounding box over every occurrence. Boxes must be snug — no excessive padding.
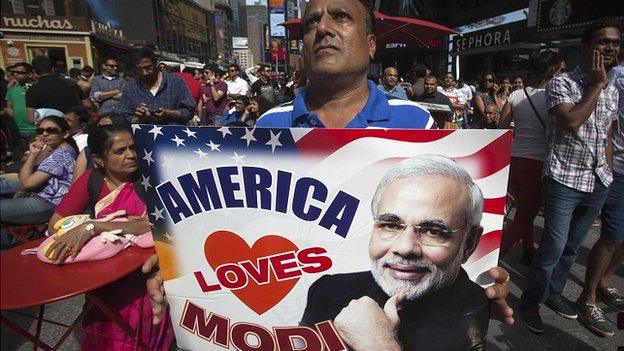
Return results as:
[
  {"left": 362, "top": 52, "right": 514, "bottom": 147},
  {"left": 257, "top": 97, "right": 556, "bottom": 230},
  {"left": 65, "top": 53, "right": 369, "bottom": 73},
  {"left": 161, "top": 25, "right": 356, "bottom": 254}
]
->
[
  {"left": 256, "top": 0, "right": 432, "bottom": 129},
  {"left": 142, "top": 1, "right": 515, "bottom": 344}
]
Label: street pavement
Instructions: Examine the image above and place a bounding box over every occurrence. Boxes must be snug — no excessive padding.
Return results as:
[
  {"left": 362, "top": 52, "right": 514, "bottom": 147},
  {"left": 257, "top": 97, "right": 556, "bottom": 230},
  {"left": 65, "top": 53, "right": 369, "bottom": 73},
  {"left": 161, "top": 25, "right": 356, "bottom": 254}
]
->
[{"left": 2, "top": 215, "right": 622, "bottom": 351}]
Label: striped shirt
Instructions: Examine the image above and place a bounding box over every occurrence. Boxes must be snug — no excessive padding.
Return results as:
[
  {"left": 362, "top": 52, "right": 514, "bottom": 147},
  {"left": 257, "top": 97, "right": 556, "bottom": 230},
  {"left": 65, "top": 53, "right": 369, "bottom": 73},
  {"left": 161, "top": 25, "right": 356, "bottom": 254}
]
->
[
  {"left": 256, "top": 80, "right": 434, "bottom": 129},
  {"left": 544, "top": 65, "right": 619, "bottom": 192}
]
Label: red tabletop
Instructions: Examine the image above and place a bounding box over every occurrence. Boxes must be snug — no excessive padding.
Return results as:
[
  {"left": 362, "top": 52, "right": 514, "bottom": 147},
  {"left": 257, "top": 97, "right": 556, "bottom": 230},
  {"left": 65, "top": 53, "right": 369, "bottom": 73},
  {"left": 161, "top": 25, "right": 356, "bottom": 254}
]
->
[{"left": 1, "top": 238, "right": 154, "bottom": 310}]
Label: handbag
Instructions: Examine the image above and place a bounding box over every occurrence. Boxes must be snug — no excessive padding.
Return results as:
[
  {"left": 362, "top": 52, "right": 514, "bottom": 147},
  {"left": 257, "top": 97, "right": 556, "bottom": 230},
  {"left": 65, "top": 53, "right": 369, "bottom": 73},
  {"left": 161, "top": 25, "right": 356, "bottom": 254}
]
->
[
  {"left": 523, "top": 87, "right": 547, "bottom": 129},
  {"left": 21, "top": 210, "right": 154, "bottom": 264}
]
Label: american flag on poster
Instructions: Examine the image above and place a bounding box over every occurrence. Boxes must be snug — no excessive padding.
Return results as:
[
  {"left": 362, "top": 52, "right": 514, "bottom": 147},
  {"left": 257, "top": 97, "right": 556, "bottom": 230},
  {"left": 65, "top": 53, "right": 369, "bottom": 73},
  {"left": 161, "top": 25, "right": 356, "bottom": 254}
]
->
[{"left": 133, "top": 126, "right": 512, "bottom": 351}]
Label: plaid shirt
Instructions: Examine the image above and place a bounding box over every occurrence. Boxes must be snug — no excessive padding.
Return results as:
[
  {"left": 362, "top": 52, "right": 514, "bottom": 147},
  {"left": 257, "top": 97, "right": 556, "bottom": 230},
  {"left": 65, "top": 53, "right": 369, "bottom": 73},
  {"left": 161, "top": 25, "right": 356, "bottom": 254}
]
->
[
  {"left": 544, "top": 66, "right": 619, "bottom": 192},
  {"left": 119, "top": 73, "right": 195, "bottom": 124}
]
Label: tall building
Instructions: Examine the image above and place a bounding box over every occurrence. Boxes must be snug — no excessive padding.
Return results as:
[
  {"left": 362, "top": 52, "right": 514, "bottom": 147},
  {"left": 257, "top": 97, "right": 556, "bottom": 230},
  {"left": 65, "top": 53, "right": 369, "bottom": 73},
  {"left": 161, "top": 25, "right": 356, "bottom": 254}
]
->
[
  {"left": 233, "top": 49, "right": 254, "bottom": 69},
  {"left": 228, "top": 0, "right": 241, "bottom": 37},
  {"left": 245, "top": 5, "right": 268, "bottom": 64},
  {"left": 154, "top": 0, "right": 212, "bottom": 63}
]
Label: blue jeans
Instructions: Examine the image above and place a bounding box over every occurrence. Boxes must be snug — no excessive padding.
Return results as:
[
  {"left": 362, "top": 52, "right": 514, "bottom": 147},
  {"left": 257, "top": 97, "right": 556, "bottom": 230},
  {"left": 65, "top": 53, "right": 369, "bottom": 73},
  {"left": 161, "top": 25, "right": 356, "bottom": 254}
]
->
[
  {"left": 521, "top": 177, "right": 609, "bottom": 307},
  {"left": 0, "top": 196, "right": 54, "bottom": 224},
  {"left": 0, "top": 178, "right": 22, "bottom": 196},
  {"left": 601, "top": 172, "right": 624, "bottom": 240}
]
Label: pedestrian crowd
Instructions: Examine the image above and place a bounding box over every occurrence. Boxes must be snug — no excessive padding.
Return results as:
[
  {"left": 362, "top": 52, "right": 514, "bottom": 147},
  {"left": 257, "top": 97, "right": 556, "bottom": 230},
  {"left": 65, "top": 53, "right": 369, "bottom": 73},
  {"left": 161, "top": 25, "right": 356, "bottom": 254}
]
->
[{"left": 0, "top": 0, "right": 621, "bottom": 348}]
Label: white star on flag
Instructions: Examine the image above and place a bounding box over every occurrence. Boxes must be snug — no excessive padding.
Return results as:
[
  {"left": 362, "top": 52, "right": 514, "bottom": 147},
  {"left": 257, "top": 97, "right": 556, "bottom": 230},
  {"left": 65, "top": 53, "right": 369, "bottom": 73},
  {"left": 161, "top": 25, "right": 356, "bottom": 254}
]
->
[
  {"left": 163, "top": 232, "right": 174, "bottom": 241},
  {"left": 217, "top": 126, "right": 232, "bottom": 138},
  {"left": 265, "top": 130, "right": 283, "bottom": 153},
  {"left": 171, "top": 134, "right": 186, "bottom": 147},
  {"left": 151, "top": 206, "right": 165, "bottom": 221},
  {"left": 140, "top": 174, "right": 152, "bottom": 191},
  {"left": 143, "top": 149, "right": 155, "bottom": 166},
  {"left": 148, "top": 125, "right": 163, "bottom": 140},
  {"left": 183, "top": 127, "right": 197, "bottom": 138},
  {"left": 131, "top": 124, "right": 141, "bottom": 134},
  {"left": 206, "top": 140, "right": 221, "bottom": 152},
  {"left": 241, "top": 128, "right": 257, "bottom": 146},
  {"left": 231, "top": 151, "right": 245, "bottom": 164},
  {"left": 194, "top": 148, "right": 209, "bottom": 159}
]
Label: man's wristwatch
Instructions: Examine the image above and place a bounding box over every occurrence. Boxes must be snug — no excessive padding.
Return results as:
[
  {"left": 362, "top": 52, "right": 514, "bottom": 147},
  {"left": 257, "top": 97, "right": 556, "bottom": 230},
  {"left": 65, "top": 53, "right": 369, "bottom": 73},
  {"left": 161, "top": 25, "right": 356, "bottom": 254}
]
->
[{"left": 85, "top": 222, "right": 96, "bottom": 237}]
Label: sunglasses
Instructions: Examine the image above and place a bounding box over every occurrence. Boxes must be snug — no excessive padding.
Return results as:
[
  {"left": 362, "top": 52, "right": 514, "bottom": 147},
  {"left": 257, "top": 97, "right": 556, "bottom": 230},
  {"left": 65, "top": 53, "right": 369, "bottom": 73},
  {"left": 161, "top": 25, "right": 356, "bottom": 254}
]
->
[
  {"left": 9, "top": 70, "right": 28, "bottom": 75},
  {"left": 36, "top": 127, "right": 62, "bottom": 135},
  {"left": 105, "top": 64, "right": 119, "bottom": 68},
  {"left": 483, "top": 79, "right": 494, "bottom": 83}
]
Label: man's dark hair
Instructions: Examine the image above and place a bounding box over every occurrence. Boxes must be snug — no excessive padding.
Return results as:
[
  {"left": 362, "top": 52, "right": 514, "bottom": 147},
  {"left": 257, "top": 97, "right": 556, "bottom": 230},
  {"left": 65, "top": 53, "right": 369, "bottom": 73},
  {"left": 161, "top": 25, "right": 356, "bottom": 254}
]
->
[
  {"left": 258, "top": 62, "right": 271, "bottom": 71},
  {"left": 424, "top": 74, "right": 438, "bottom": 82},
  {"left": 67, "top": 105, "right": 91, "bottom": 125},
  {"left": 129, "top": 47, "right": 156, "bottom": 67},
  {"left": 582, "top": 17, "right": 622, "bottom": 45},
  {"left": 81, "top": 65, "right": 94, "bottom": 74},
  {"left": 69, "top": 68, "right": 82, "bottom": 79},
  {"left": 237, "top": 96, "right": 250, "bottom": 106},
  {"left": 528, "top": 49, "right": 563, "bottom": 84},
  {"left": 100, "top": 56, "right": 117, "bottom": 65},
  {"left": 32, "top": 56, "right": 53, "bottom": 75},
  {"left": 12, "top": 62, "right": 34, "bottom": 73},
  {"left": 228, "top": 63, "right": 241, "bottom": 71}
]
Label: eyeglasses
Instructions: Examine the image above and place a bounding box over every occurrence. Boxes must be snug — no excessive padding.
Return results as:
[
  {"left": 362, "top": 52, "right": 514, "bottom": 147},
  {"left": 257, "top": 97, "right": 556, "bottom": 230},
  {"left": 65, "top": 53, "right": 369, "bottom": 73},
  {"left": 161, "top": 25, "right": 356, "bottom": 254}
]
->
[
  {"left": 105, "top": 64, "right": 119, "bottom": 68},
  {"left": 9, "top": 70, "right": 28, "bottom": 75},
  {"left": 373, "top": 217, "right": 465, "bottom": 246},
  {"left": 228, "top": 69, "right": 237, "bottom": 72},
  {"left": 36, "top": 127, "right": 62, "bottom": 135},
  {"left": 483, "top": 79, "right": 494, "bottom": 83},
  {"left": 135, "top": 64, "right": 155, "bottom": 73}
]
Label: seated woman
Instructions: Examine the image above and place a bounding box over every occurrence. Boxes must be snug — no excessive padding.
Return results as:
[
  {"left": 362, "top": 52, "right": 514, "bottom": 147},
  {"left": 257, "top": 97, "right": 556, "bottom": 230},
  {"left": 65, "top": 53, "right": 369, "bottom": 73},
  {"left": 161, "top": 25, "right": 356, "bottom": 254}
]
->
[
  {"left": 1, "top": 116, "right": 77, "bottom": 247},
  {"left": 71, "top": 112, "right": 130, "bottom": 184},
  {"left": 45, "top": 124, "right": 174, "bottom": 350}
]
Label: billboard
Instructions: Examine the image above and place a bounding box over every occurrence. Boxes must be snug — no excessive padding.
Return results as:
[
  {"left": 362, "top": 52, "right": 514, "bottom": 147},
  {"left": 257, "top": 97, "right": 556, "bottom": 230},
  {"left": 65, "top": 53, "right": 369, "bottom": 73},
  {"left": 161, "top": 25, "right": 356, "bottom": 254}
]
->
[
  {"left": 85, "top": 0, "right": 157, "bottom": 44},
  {"left": 134, "top": 127, "right": 512, "bottom": 351},
  {"left": 270, "top": 13, "right": 285, "bottom": 37},
  {"left": 232, "top": 37, "right": 249, "bottom": 50}
]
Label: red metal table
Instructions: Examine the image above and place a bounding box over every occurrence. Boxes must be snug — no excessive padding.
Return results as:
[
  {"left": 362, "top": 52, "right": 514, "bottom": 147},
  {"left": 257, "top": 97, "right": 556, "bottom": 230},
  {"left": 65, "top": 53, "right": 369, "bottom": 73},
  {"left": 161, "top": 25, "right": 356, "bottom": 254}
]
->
[{"left": 1, "top": 238, "right": 154, "bottom": 351}]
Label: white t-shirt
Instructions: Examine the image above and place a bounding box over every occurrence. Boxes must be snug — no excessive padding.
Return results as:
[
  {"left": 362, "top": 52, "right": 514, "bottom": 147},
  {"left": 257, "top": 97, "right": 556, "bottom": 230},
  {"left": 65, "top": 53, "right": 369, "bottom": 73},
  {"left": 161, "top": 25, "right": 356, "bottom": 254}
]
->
[
  {"left": 226, "top": 76, "right": 250, "bottom": 96},
  {"left": 508, "top": 87, "right": 548, "bottom": 161},
  {"left": 73, "top": 133, "right": 88, "bottom": 152}
]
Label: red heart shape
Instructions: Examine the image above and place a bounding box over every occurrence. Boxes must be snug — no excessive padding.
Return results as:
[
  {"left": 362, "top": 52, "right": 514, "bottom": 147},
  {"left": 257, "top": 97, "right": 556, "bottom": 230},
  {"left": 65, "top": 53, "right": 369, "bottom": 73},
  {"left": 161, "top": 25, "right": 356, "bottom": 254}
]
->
[{"left": 204, "top": 231, "right": 300, "bottom": 315}]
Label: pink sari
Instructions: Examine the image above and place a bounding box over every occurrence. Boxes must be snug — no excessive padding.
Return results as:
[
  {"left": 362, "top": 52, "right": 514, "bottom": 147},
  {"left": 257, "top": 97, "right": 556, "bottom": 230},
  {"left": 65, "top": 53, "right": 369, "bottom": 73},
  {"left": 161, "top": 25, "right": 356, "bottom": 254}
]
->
[{"left": 81, "top": 182, "right": 174, "bottom": 351}]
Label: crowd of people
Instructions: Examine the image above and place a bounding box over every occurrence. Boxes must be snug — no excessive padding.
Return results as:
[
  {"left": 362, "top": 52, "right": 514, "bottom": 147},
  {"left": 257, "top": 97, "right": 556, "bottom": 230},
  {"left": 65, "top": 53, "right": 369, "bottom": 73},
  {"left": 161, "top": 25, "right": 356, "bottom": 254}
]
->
[{"left": 0, "top": 0, "right": 621, "bottom": 348}]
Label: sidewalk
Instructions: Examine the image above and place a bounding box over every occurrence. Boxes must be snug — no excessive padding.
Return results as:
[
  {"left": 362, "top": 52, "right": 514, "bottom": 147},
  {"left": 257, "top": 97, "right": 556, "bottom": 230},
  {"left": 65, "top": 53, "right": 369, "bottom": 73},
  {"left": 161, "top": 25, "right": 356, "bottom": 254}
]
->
[{"left": 2, "top": 218, "right": 622, "bottom": 350}]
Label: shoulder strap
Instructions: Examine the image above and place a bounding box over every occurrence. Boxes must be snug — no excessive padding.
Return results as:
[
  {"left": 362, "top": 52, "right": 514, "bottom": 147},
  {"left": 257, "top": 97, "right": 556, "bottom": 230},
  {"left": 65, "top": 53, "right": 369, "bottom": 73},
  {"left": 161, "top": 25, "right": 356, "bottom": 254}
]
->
[
  {"left": 523, "top": 87, "right": 547, "bottom": 129},
  {"left": 87, "top": 169, "right": 105, "bottom": 216}
]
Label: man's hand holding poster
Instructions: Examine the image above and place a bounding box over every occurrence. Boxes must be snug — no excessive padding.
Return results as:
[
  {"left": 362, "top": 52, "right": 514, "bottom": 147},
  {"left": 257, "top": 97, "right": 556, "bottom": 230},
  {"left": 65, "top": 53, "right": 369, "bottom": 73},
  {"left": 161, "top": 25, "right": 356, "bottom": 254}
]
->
[{"left": 134, "top": 126, "right": 512, "bottom": 351}]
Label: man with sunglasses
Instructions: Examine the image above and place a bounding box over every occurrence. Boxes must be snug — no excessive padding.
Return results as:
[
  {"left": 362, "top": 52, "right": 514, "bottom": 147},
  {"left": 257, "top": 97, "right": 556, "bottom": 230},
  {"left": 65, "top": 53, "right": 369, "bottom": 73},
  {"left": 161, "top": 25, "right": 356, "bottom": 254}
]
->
[
  {"left": 5, "top": 62, "right": 36, "bottom": 139},
  {"left": 300, "top": 154, "right": 490, "bottom": 350},
  {"left": 90, "top": 57, "right": 126, "bottom": 115},
  {"left": 119, "top": 47, "right": 195, "bottom": 125},
  {"left": 224, "top": 63, "right": 249, "bottom": 101},
  {"left": 250, "top": 63, "right": 277, "bottom": 108}
]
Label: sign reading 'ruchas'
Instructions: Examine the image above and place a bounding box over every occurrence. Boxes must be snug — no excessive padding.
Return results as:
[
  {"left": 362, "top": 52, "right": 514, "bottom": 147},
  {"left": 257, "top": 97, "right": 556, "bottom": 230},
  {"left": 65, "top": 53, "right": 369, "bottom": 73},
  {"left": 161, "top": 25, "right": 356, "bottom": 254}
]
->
[{"left": 1, "top": 14, "right": 88, "bottom": 32}]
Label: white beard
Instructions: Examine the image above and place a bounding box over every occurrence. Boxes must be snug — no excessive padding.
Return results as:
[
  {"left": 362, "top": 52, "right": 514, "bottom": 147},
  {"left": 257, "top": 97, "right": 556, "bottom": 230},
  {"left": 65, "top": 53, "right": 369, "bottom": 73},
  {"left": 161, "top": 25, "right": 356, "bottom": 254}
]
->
[{"left": 370, "top": 241, "right": 465, "bottom": 301}]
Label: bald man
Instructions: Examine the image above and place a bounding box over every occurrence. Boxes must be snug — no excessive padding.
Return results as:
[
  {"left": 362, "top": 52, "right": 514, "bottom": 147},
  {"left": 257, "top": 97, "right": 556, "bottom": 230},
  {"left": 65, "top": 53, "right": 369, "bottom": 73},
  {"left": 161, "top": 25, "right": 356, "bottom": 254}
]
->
[{"left": 378, "top": 67, "right": 408, "bottom": 100}]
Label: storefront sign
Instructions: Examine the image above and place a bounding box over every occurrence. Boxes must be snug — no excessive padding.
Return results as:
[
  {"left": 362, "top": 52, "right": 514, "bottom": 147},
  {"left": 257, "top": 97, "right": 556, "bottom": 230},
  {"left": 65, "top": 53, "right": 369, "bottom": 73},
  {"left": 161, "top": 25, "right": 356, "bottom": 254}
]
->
[
  {"left": 536, "top": 0, "right": 624, "bottom": 33},
  {"left": 453, "top": 21, "right": 524, "bottom": 52},
  {"left": 1, "top": 14, "right": 88, "bottom": 32},
  {"left": 91, "top": 20, "right": 125, "bottom": 41},
  {"left": 134, "top": 127, "right": 511, "bottom": 351}
]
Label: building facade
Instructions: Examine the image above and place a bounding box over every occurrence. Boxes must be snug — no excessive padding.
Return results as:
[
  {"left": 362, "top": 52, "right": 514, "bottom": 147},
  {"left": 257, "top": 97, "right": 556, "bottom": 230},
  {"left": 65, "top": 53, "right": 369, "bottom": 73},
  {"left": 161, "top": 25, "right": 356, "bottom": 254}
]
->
[
  {"left": 246, "top": 5, "right": 267, "bottom": 65},
  {"left": 0, "top": 0, "right": 93, "bottom": 70}
]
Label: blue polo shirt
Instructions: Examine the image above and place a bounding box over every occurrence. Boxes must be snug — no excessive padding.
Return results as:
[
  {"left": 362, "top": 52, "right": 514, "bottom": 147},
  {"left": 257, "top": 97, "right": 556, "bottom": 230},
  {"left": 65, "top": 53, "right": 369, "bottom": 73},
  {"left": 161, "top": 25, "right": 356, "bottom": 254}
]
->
[
  {"left": 377, "top": 83, "right": 408, "bottom": 100},
  {"left": 256, "top": 80, "right": 434, "bottom": 129}
]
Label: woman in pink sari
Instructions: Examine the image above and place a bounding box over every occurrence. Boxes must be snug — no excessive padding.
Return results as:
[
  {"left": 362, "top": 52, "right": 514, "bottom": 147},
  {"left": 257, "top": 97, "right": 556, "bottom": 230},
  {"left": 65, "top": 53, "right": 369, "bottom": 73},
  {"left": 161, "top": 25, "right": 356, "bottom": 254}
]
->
[{"left": 45, "top": 124, "right": 174, "bottom": 350}]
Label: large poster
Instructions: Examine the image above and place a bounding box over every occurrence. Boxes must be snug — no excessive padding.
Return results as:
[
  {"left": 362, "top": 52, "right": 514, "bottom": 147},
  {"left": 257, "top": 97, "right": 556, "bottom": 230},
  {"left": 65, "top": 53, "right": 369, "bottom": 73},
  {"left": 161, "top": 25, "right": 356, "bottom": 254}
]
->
[{"left": 134, "top": 127, "right": 512, "bottom": 351}]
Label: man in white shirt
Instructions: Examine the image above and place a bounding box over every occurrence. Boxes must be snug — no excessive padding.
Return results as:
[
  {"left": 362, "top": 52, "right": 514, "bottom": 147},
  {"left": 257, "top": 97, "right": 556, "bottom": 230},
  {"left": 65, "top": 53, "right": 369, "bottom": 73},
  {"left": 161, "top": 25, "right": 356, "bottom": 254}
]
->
[{"left": 224, "top": 63, "right": 249, "bottom": 100}]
